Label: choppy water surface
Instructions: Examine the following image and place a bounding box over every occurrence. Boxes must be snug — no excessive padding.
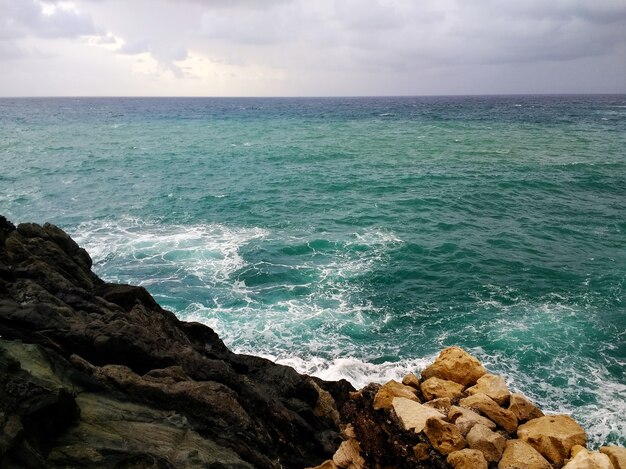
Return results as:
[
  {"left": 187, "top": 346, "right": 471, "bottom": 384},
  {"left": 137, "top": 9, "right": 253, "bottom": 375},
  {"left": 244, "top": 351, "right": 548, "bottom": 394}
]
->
[{"left": 1, "top": 96, "right": 625, "bottom": 446}]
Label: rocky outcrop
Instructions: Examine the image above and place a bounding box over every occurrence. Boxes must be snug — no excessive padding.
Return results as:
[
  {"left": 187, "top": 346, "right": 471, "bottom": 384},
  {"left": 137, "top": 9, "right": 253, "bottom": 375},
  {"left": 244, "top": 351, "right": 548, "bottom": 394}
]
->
[
  {"left": 0, "top": 217, "right": 352, "bottom": 468},
  {"left": 316, "top": 345, "right": 623, "bottom": 469}
]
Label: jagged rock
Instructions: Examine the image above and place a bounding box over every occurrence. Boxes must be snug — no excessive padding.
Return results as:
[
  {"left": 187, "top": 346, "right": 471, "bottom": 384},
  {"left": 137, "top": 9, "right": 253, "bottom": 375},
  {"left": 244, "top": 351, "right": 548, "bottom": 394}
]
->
[
  {"left": 332, "top": 439, "right": 365, "bottom": 469},
  {"left": 373, "top": 379, "right": 420, "bottom": 410},
  {"left": 447, "top": 448, "right": 488, "bottom": 469},
  {"left": 466, "top": 423, "right": 506, "bottom": 463},
  {"left": 402, "top": 373, "right": 421, "bottom": 389},
  {"left": 517, "top": 415, "right": 586, "bottom": 467},
  {"left": 564, "top": 445, "right": 615, "bottom": 468},
  {"left": 459, "top": 393, "right": 518, "bottom": 434},
  {"left": 421, "top": 377, "right": 466, "bottom": 401},
  {"left": 601, "top": 446, "right": 626, "bottom": 469},
  {"left": 0, "top": 219, "right": 352, "bottom": 468},
  {"left": 498, "top": 439, "right": 552, "bottom": 469},
  {"left": 392, "top": 397, "right": 444, "bottom": 433},
  {"left": 422, "top": 347, "right": 487, "bottom": 387},
  {"left": 424, "top": 417, "right": 466, "bottom": 455},
  {"left": 448, "top": 405, "right": 497, "bottom": 436},
  {"left": 508, "top": 393, "right": 544, "bottom": 423},
  {"left": 311, "top": 380, "right": 342, "bottom": 426},
  {"left": 424, "top": 397, "right": 453, "bottom": 415},
  {"left": 467, "top": 374, "right": 510, "bottom": 406}
]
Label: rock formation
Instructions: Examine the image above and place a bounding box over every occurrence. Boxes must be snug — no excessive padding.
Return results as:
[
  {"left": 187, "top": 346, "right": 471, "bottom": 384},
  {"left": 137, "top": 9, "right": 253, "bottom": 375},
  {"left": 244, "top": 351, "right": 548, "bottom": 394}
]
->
[{"left": 0, "top": 216, "right": 352, "bottom": 468}]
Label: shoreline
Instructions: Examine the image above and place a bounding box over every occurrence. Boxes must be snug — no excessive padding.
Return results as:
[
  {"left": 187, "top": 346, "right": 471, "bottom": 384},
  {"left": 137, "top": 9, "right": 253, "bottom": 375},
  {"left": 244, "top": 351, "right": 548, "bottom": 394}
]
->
[{"left": 0, "top": 216, "right": 624, "bottom": 468}]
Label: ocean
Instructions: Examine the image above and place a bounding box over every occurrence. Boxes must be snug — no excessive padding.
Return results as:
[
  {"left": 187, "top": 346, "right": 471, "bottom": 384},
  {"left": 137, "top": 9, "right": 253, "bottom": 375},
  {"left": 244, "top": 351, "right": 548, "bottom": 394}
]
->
[{"left": 1, "top": 95, "right": 624, "bottom": 447}]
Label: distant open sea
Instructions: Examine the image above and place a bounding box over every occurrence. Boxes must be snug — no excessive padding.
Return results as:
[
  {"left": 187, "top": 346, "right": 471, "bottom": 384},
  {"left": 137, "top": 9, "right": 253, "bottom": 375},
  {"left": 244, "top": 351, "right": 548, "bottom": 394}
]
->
[{"left": 1, "top": 95, "right": 624, "bottom": 446}]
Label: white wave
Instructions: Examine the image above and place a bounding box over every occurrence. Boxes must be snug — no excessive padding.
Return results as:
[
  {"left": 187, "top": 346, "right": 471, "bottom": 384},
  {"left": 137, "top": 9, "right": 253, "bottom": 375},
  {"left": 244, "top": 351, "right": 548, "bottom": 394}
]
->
[{"left": 70, "top": 218, "right": 268, "bottom": 286}]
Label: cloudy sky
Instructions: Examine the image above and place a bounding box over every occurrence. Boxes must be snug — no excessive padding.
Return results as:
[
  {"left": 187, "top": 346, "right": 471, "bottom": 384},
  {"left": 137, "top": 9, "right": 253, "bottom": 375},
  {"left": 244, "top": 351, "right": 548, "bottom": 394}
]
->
[{"left": 1, "top": 0, "right": 625, "bottom": 96}]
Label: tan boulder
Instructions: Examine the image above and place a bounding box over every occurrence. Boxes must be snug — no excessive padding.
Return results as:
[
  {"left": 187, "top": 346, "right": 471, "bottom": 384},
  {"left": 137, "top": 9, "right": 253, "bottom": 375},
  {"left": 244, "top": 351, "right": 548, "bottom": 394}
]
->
[
  {"left": 466, "top": 423, "right": 506, "bottom": 463},
  {"left": 508, "top": 393, "right": 544, "bottom": 423},
  {"left": 421, "top": 377, "right": 466, "bottom": 401},
  {"left": 517, "top": 415, "right": 586, "bottom": 467},
  {"left": 424, "top": 417, "right": 467, "bottom": 455},
  {"left": 373, "top": 380, "right": 419, "bottom": 410},
  {"left": 332, "top": 439, "right": 365, "bottom": 469},
  {"left": 601, "top": 446, "right": 626, "bottom": 469},
  {"left": 498, "top": 439, "right": 552, "bottom": 469},
  {"left": 564, "top": 446, "right": 615, "bottom": 469},
  {"left": 459, "top": 393, "right": 518, "bottom": 434},
  {"left": 391, "top": 397, "right": 444, "bottom": 433},
  {"left": 447, "top": 448, "right": 489, "bottom": 469},
  {"left": 424, "top": 397, "right": 453, "bottom": 415},
  {"left": 467, "top": 374, "right": 510, "bottom": 406},
  {"left": 310, "top": 380, "right": 341, "bottom": 426},
  {"left": 448, "top": 405, "right": 497, "bottom": 436},
  {"left": 402, "top": 373, "right": 420, "bottom": 389},
  {"left": 422, "top": 346, "right": 487, "bottom": 387}
]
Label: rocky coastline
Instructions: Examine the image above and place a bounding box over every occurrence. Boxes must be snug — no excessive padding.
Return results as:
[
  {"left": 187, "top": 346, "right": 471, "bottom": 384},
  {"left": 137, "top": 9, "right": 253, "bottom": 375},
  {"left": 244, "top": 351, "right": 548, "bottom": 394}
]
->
[{"left": 0, "top": 216, "right": 624, "bottom": 469}]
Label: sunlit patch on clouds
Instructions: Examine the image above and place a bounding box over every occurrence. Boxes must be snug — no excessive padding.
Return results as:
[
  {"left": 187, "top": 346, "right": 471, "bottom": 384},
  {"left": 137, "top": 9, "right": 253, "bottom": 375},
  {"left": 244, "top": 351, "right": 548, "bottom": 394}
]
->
[{"left": 0, "top": 0, "right": 624, "bottom": 96}]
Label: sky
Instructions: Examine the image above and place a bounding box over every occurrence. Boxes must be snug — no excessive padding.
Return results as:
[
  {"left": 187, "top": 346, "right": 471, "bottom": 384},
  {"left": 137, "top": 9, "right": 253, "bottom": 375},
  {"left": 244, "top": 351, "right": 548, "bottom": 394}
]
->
[{"left": 1, "top": 0, "right": 625, "bottom": 96}]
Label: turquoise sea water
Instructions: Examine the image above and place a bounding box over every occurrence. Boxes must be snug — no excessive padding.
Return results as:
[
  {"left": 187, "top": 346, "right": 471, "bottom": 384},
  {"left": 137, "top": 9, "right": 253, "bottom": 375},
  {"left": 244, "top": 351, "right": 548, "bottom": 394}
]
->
[{"left": 1, "top": 96, "right": 625, "bottom": 446}]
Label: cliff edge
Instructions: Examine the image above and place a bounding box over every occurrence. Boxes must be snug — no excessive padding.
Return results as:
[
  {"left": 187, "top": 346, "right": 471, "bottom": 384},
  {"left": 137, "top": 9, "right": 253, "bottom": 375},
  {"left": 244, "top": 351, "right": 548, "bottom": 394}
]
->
[{"left": 0, "top": 216, "right": 352, "bottom": 468}]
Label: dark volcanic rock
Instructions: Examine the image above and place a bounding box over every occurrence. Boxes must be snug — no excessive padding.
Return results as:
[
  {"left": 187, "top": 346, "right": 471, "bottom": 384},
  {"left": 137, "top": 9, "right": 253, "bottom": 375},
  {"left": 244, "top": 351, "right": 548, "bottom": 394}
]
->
[
  {"left": 0, "top": 218, "right": 352, "bottom": 468},
  {"left": 342, "top": 384, "right": 449, "bottom": 469}
]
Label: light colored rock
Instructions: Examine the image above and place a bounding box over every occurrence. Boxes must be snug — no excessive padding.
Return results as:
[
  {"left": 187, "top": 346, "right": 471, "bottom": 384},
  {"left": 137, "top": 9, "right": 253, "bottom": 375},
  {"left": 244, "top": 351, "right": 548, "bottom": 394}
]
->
[
  {"left": 459, "top": 393, "right": 518, "bottom": 434},
  {"left": 402, "top": 373, "right": 420, "bottom": 389},
  {"left": 421, "top": 346, "right": 487, "bottom": 387},
  {"left": 467, "top": 374, "right": 510, "bottom": 406},
  {"left": 391, "top": 397, "right": 444, "bottom": 433},
  {"left": 373, "top": 380, "right": 419, "bottom": 410},
  {"left": 332, "top": 439, "right": 365, "bottom": 469},
  {"left": 447, "top": 448, "right": 489, "bottom": 469},
  {"left": 564, "top": 446, "right": 615, "bottom": 469},
  {"left": 421, "top": 377, "right": 466, "bottom": 401},
  {"left": 424, "top": 417, "right": 467, "bottom": 455},
  {"left": 498, "top": 439, "right": 552, "bottom": 469},
  {"left": 448, "top": 405, "right": 497, "bottom": 436},
  {"left": 601, "top": 446, "right": 626, "bottom": 469},
  {"left": 311, "top": 380, "right": 341, "bottom": 426},
  {"left": 508, "top": 393, "right": 544, "bottom": 423},
  {"left": 424, "top": 397, "right": 452, "bottom": 415},
  {"left": 466, "top": 423, "right": 506, "bottom": 463},
  {"left": 341, "top": 424, "right": 356, "bottom": 439},
  {"left": 517, "top": 415, "right": 586, "bottom": 467}
]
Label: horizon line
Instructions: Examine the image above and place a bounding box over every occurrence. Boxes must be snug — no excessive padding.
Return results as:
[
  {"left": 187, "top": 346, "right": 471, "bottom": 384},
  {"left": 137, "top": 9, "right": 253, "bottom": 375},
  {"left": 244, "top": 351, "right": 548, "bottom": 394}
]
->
[{"left": 1, "top": 92, "right": 625, "bottom": 99}]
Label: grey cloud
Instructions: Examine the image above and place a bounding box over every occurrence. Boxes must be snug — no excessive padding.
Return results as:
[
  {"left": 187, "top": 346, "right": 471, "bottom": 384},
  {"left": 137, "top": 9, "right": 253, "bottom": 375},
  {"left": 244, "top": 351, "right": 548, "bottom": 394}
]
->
[
  {"left": 171, "top": 0, "right": 291, "bottom": 9},
  {"left": 0, "top": 0, "right": 97, "bottom": 40}
]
